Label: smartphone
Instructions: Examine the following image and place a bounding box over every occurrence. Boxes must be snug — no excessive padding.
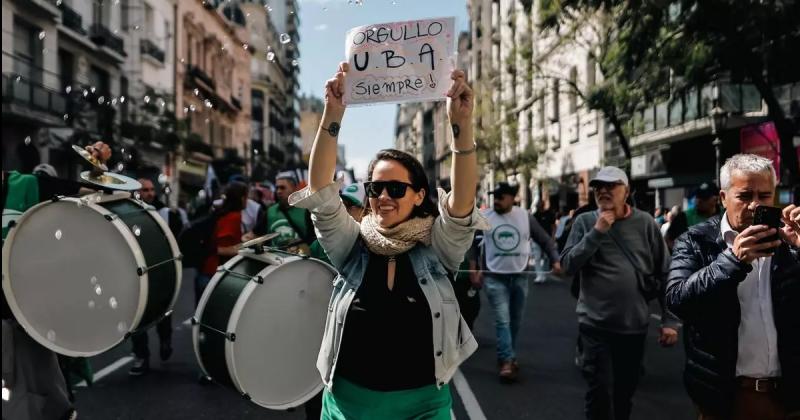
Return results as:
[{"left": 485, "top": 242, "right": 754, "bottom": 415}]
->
[{"left": 754, "top": 205, "right": 783, "bottom": 253}]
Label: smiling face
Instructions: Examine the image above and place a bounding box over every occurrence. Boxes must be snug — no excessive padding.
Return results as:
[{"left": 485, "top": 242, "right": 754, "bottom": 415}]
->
[
  {"left": 368, "top": 159, "right": 425, "bottom": 228},
  {"left": 720, "top": 170, "right": 775, "bottom": 232}
]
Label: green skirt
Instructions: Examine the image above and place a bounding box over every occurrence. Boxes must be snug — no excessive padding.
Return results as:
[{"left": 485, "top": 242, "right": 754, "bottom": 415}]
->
[{"left": 321, "top": 376, "right": 452, "bottom": 420}]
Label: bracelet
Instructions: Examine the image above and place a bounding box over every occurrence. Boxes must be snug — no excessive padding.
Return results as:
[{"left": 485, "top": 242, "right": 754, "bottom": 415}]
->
[{"left": 451, "top": 142, "right": 477, "bottom": 155}]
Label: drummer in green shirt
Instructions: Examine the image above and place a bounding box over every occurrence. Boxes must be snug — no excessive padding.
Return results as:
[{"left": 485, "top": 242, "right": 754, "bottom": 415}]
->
[{"left": 310, "top": 182, "right": 366, "bottom": 265}]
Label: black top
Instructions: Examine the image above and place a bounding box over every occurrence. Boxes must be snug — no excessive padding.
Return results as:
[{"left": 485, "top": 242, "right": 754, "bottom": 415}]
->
[{"left": 335, "top": 252, "right": 435, "bottom": 391}]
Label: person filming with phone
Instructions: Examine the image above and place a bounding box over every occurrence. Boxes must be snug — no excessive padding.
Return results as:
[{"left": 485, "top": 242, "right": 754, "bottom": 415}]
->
[{"left": 667, "top": 154, "right": 800, "bottom": 420}]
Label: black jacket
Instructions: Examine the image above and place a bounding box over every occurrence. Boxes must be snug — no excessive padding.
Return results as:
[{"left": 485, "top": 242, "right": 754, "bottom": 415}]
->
[{"left": 666, "top": 215, "right": 800, "bottom": 416}]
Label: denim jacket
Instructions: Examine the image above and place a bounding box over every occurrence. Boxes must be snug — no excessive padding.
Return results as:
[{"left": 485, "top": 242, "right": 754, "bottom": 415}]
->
[{"left": 289, "top": 181, "right": 489, "bottom": 389}]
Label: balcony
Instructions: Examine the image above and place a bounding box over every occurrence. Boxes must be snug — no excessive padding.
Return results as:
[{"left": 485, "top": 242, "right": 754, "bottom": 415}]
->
[
  {"left": 141, "top": 39, "right": 165, "bottom": 64},
  {"left": 89, "top": 24, "right": 126, "bottom": 57},
  {"left": 59, "top": 2, "right": 86, "bottom": 35},
  {"left": 2, "top": 73, "right": 67, "bottom": 127},
  {"left": 23, "top": 0, "right": 61, "bottom": 18},
  {"left": 186, "top": 64, "right": 215, "bottom": 91}
]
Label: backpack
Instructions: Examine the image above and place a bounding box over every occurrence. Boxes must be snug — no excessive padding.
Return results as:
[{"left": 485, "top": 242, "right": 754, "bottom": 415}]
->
[{"left": 178, "top": 212, "right": 218, "bottom": 269}]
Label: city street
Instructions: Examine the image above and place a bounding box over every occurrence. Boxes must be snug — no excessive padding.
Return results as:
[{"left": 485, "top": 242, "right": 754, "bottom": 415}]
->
[{"left": 73, "top": 270, "right": 695, "bottom": 420}]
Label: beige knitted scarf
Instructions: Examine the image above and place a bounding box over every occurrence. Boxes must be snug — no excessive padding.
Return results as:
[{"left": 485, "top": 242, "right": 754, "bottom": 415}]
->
[{"left": 359, "top": 214, "right": 435, "bottom": 256}]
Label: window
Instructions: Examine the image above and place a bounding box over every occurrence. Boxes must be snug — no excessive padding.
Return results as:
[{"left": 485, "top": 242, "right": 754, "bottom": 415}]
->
[
  {"left": 59, "top": 49, "right": 74, "bottom": 91},
  {"left": 13, "top": 18, "right": 44, "bottom": 84},
  {"left": 537, "top": 89, "right": 545, "bottom": 128},
  {"left": 586, "top": 54, "right": 596, "bottom": 88},
  {"left": 92, "top": 0, "right": 109, "bottom": 26},
  {"left": 568, "top": 67, "right": 578, "bottom": 114},
  {"left": 144, "top": 3, "right": 154, "bottom": 35},
  {"left": 120, "top": 76, "right": 129, "bottom": 121},
  {"left": 89, "top": 66, "right": 110, "bottom": 96},
  {"left": 121, "top": 0, "right": 129, "bottom": 30},
  {"left": 550, "top": 79, "right": 559, "bottom": 122}
]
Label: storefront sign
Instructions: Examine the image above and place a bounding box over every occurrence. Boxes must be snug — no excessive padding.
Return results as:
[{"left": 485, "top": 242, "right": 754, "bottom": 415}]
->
[{"left": 740, "top": 121, "right": 781, "bottom": 182}]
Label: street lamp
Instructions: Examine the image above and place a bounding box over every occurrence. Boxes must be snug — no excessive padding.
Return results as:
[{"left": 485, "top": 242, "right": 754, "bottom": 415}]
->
[{"left": 709, "top": 104, "right": 727, "bottom": 187}]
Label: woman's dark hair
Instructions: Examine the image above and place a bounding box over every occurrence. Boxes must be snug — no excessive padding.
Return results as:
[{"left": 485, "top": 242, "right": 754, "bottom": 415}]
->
[
  {"left": 216, "top": 181, "right": 248, "bottom": 216},
  {"left": 366, "top": 149, "right": 439, "bottom": 219}
]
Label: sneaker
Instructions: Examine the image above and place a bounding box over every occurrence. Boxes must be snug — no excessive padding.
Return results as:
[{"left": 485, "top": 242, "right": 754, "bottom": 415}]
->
[
  {"left": 499, "top": 361, "right": 517, "bottom": 383},
  {"left": 128, "top": 358, "right": 149, "bottom": 376},
  {"left": 160, "top": 342, "right": 173, "bottom": 361}
]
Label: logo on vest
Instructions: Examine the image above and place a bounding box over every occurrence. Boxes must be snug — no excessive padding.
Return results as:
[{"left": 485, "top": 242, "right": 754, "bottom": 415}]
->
[
  {"left": 491, "top": 224, "right": 521, "bottom": 252},
  {"left": 270, "top": 219, "right": 300, "bottom": 245}
]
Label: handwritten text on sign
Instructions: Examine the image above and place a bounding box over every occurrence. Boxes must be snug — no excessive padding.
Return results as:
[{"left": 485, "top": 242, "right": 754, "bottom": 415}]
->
[{"left": 344, "top": 17, "right": 456, "bottom": 106}]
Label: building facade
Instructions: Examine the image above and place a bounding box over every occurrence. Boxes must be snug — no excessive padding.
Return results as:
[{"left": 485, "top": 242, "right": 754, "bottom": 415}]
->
[
  {"left": 2, "top": 0, "right": 127, "bottom": 178},
  {"left": 467, "top": 0, "right": 607, "bottom": 212},
  {"left": 175, "top": 0, "right": 251, "bottom": 192}
]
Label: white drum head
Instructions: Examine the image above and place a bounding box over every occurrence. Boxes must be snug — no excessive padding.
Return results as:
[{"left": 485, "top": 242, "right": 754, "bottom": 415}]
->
[
  {"left": 2, "top": 199, "right": 145, "bottom": 356},
  {"left": 228, "top": 257, "right": 334, "bottom": 409}
]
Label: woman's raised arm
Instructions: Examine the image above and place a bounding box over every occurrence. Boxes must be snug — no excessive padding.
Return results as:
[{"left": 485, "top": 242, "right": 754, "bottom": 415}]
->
[
  {"left": 447, "top": 70, "right": 477, "bottom": 217},
  {"left": 309, "top": 62, "right": 349, "bottom": 192}
]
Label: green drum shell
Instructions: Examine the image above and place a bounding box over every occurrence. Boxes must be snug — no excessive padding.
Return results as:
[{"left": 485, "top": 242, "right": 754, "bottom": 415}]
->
[
  {"left": 100, "top": 199, "right": 180, "bottom": 330},
  {"left": 195, "top": 257, "right": 269, "bottom": 389}
]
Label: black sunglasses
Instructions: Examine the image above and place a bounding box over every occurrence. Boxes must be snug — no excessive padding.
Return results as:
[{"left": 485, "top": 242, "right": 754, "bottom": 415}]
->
[
  {"left": 592, "top": 181, "right": 623, "bottom": 191},
  {"left": 364, "top": 181, "right": 416, "bottom": 199}
]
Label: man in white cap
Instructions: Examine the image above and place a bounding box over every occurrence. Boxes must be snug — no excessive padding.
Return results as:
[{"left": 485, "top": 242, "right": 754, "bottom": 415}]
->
[{"left": 561, "top": 166, "right": 680, "bottom": 420}]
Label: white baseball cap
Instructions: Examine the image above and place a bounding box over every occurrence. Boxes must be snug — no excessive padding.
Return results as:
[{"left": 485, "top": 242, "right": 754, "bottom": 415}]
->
[
  {"left": 589, "top": 166, "right": 629, "bottom": 187},
  {"left": 340, "top": 183, "right": 365, "bottom": 208}
]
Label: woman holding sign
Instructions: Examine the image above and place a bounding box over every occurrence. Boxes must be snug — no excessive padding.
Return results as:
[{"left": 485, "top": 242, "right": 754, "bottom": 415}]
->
[{"left": 289, "top": 62, "right": 487, "bottom": 419}]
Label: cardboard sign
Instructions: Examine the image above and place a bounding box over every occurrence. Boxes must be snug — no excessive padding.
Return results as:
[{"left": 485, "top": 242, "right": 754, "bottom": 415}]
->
[
  {"left": 344, "top": 17, "right": 456, "bottom": 106},
  {"left": 740, "top": 121, "right": 781, "bottom": 183}
]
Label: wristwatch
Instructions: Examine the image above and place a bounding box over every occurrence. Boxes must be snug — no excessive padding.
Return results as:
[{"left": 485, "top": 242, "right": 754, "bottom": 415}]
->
[{"left": 323, "top": 121, "right": 340, "bottom": 137}]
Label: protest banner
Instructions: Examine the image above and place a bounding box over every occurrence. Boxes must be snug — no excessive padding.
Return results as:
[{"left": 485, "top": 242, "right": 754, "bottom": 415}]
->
[{"left": 344, "top": 17, "right": 456, "bottom": 106}]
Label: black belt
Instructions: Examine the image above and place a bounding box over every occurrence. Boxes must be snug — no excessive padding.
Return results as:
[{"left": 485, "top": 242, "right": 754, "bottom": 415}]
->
[{"left": 737, "top": 376, "right": 780, "bottom": 393}]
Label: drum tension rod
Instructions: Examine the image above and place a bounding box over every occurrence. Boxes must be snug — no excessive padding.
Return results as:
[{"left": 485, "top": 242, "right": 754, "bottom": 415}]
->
[
  {"left": 241, "top": 392, "right": 251, "bottom": 401},
  {"left": 136, "top": 255, "right": 184, "bottom": 276},
  {"left": 194, "top": 320, "right": 237, "bottom": 342},
  {"left": 216, "top": 268, "right": 264, "bottom": 284}
]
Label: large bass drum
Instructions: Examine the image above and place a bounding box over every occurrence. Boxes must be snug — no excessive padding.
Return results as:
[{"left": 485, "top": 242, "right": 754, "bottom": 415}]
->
[
  {"left": 193, "top": 250, "right": 334, "bottom": 409},
  {"left": 2, "top": 192, "right": 181, "bottom": 356}
]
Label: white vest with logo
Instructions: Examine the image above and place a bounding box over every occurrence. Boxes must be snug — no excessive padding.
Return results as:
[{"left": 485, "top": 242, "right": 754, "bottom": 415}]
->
[{"left": 482, "top": 206, "right": 531, "bottom": 273}]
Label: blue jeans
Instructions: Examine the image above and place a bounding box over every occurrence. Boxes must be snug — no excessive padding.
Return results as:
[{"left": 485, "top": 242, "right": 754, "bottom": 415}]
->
[{"left": 483, "top": 273, "right": 529, "bottom": 362}]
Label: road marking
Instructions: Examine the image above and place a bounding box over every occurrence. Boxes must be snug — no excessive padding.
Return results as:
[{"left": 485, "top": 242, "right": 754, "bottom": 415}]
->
[
  {"left": 75, "top": 356, "right": 134, "bottom": 388},
  {"left": 452, "top": 369, "right": 487, "bottom": 420}
]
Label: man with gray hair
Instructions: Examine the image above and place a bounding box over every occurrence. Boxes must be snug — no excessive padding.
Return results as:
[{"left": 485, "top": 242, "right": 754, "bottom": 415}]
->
[
  {"left": 562, "top": 166, "right": 680, "bottom": 420},
  {"left": 667, "top": 154, "right": 800, "bottom": 420}
]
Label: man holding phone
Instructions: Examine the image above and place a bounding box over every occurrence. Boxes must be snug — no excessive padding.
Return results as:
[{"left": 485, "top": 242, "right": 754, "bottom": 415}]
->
[{"left": 667, "top": 154, "right": 800, "bottom": 420}]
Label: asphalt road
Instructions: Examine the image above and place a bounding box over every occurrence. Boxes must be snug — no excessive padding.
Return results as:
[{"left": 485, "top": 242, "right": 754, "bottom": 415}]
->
[{"left": 72, "top": 270, "right": 695, "bottom": 420}]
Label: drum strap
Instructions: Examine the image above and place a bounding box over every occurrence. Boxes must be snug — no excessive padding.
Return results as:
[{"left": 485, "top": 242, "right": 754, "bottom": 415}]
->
[
  {"left": 1, "top": 171, "right": 9, "bottom": 215},
  {"left": 278, "top": 206, "right": 316, "bottom": 245}
]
